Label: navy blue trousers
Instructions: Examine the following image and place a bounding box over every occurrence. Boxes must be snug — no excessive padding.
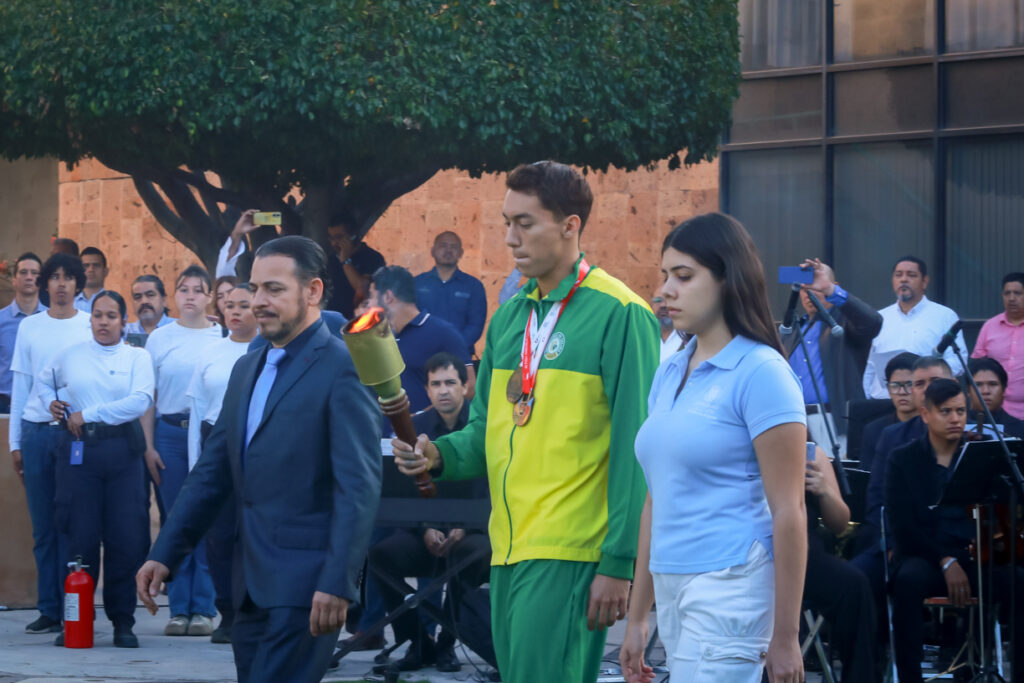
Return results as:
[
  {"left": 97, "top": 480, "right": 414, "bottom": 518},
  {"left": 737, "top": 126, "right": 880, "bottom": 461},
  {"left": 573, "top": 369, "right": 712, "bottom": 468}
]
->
[
  {"left": 232, "top": 599, "right": 338, "bottom": 683},
  {"left": 54, "top": 433, "right": 148, "bottom": 626}
]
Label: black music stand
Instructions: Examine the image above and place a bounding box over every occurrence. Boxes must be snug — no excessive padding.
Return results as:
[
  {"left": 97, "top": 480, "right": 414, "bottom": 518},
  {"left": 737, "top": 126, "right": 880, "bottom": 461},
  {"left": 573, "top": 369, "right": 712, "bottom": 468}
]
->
[
  {"left": 935, "top": 439, "right": 1024, "bottom": 682},
  {"left": 330, "top": 453, "right": 494, "bottom": 670}
]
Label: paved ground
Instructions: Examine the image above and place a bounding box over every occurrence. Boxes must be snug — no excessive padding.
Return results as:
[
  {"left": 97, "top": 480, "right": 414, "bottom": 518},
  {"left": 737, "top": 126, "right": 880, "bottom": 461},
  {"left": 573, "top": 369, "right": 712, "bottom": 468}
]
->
[{"left": 0, "top": 599, "right": 646, "bottom": 683}]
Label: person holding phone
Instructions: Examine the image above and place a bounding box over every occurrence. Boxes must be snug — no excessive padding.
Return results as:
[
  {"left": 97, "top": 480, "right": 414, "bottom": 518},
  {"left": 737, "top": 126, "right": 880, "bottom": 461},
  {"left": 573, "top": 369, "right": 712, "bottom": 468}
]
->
[
  {"left": 324, "top": 218, "right": 385, "bottom": 319},
  {"left": 621, "top": 213, "right": 807, "bottom": 683},
  {"left": 46, "top": 290, "right": 154, "bottom": 647}
]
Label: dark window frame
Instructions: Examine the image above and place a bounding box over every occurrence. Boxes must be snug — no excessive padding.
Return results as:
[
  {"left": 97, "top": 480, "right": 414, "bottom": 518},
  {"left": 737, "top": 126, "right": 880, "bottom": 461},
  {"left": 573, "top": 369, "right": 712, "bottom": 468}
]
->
[{"left": 721, "top": 0, "right": 1024, "bottom": 306}]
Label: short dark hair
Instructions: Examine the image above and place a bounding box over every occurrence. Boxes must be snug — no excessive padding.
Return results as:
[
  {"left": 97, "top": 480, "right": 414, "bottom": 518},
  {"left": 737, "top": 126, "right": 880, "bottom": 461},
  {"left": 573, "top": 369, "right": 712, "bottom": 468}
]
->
[
  {"left": 506, "top": 161, "right": 594, "bottom": 232},
  {"left": 132, "top": 274, "right": 167, "bottom": 298},
  {"left": 175, "top": 264, "right": 213, "bottom": 293},
  {"left": 885, "top": 352, "right": 920, "bottom": 381},
  {"left": 12, "top": 252, "right": 42, "bottom": 275},
  {"left": 924, "top": 378, "right": 965, "bottom": 409},
  {"left": 255, "top": 236, "right": 332, "bottom": 305},
  {"left": 892, "top": 255, "right": 928, "bottom": 278},
  {"left": 214, "top": 275, "right": 239, "bottom": 293},
  {"left": 969, "top": 357, "right": 1008, "bottom": 388},
  {"left": 1002, "top": 272, "right": 1024, "bottom": 289},
  {"left": 94, "top": 290, "right": 127, "bottom": 319},
  {"left": 912, "top": 355, "right": 951, "bottom": 375},
  {"left": 425, "top": 352, "right": 468, "bottom": 384},
  {"left": 372, "top": 265, "right": 416, "bottom": 304},
  {"left": 39, "top": 253, "right": 86, "bottom": 294},
  {"left": 80, "top": 246, "right": 107, "bottom": 267},
  {"left": 51, "top": 237, "right": 79, "bottom": 256}
]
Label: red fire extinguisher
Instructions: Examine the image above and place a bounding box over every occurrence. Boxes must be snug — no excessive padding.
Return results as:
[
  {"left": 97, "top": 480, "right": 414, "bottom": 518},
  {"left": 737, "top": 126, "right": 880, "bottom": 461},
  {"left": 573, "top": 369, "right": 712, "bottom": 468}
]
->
[{"left": 63, "top": 557, "right": 94, "bottom": 648}]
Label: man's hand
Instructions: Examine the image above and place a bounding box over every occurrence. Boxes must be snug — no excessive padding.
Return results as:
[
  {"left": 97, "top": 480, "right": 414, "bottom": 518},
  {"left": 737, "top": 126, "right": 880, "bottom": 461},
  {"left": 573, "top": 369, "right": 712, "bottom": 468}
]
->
[
  {"left": 231, "top": 209, "right": 261, "bottom": 241},
  {"left": 424, "top": 528, "right": 447, "bottom": 557},
  {"left": 66, "top": 411, "right": 85, "bottom": 439},
  {"left": 943, "top": 558, "right": 971, "bottom": 607},
  {"left": 619, "top": 619, "right": 656, "bottom": 683},
  {"left": 765, "top": 634, "right": 804, "bottom": 683},
  {"left": 801, "top": 258, "right": 836, "bottom": 298},
  {"left": 587, "top": 574, "right": 629, "bottom": 631},
  {"left": 310, "top": 591, "right": 348, "bottom": 636},
  {"left": 136, "top": 560, "right": 170, "bottom": 615},
  {"left": 392, "top": 434, "right": 439, "bottom": 477},
  {"left": 145, "top": 448, "right": 166, "bottom": 486},
  {"left": 804, "top": 459, "right": 828, "bottom": 497},
  {"left": 49, "top": 399, "right": 69, "bottom": 423},
  {"left": 11, "top": 450, "right": 23, "bottom": 482}
]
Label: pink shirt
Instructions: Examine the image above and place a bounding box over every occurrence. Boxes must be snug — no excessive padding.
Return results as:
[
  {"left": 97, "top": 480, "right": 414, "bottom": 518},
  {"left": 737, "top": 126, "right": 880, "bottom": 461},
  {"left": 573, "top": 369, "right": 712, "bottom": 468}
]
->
[{"left": 973, "top": 312, "right": 1024, "bottom": 419}]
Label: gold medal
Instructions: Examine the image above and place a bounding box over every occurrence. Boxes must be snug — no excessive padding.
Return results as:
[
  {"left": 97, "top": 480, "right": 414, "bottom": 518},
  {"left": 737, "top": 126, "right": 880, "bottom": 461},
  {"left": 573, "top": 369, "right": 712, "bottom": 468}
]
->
[
  {"left": 513, "top": 395, "right": 534, "bottom": 427},
  {"left": 506, "top": 366, "right": 524, "bottom": 403}
]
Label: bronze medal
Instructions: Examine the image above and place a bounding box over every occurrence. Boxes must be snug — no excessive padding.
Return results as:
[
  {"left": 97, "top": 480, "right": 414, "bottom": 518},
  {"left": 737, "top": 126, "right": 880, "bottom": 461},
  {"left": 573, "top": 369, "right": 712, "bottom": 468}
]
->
[
  {"left": 506, "top": 366, "right": 524, "bottom": 403},
  {"left": 513, "top": 395, "right": 534, "bottom": 427}
]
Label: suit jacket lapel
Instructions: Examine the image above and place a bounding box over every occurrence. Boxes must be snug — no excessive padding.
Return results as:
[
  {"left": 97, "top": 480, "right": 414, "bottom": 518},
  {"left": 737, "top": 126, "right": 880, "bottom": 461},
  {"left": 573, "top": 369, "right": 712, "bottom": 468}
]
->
[{"left": 252, "top": 323, "right": 330, "bottom": 440}]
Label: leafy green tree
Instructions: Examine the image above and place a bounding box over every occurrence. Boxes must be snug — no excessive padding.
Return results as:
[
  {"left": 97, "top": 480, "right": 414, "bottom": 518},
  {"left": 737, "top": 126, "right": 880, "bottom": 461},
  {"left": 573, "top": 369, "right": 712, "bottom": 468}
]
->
[{"left": 0, "top": 0, "right": 739, "bottom": 271}]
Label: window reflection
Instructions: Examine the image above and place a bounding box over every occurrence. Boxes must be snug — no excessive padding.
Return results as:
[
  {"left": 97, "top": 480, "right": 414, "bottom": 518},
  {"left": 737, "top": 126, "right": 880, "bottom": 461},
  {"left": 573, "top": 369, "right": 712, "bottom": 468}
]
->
[
  {"left": 739, "top": 0, "right": 822, "bottom": 70},
  {"left": 834, "top": 67, "right": 935, "bottom": 135},
  {"left": 947, "top": 0, "right": 1024, "bottom": 51},
  {"left": 834, "top": 0, "right": 936, "bottom": 61},
  {"left": 730, "top": 76, "right": 823, "bottom": 143}
]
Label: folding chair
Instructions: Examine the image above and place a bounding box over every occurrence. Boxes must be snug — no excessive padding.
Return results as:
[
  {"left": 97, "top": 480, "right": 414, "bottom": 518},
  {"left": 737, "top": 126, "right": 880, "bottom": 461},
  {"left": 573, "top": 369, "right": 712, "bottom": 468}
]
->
[{"left": 800, "top": 608, "right": 836, "bottom": 683}]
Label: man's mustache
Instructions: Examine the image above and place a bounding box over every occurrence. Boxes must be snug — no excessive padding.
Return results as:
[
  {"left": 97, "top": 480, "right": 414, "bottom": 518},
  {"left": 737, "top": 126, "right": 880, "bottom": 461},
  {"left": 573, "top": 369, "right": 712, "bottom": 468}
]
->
[{"left": 138, "top": 304, "right": 154, "bottom": 312}]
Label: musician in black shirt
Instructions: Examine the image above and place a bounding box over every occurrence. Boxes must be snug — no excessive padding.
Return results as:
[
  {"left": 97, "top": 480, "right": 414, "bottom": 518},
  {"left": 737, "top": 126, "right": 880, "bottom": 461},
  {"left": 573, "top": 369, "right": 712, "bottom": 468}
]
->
[
  {"left": 370, "top": 353, "right": 490, "bottom": 673},
  {"left": 888, "top": 379, "right": 1024, "bottom": 683}
]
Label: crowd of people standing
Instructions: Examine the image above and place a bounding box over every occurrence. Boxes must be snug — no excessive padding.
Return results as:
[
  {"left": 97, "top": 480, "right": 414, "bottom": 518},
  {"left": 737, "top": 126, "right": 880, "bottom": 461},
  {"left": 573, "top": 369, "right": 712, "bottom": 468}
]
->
[{"left": 1, "top": 159, "right": 1023, "bottom": 683}]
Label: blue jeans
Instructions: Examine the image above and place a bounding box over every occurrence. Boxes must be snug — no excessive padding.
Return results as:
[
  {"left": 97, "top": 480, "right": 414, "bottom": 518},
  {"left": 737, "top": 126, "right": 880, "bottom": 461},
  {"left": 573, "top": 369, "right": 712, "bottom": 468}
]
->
[
  {"left": 21, "top": 421, "right": 64, "bottom": 621},
  {"left": 156, "top": 420, "right": 216, "bottom": 617}
]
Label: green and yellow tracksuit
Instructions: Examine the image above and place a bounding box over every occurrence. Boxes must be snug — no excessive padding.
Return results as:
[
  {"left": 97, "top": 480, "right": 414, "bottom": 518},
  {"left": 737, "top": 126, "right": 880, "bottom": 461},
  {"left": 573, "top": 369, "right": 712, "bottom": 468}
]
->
[{"left": 435, "top": 256, "right": 659, "bottom": 682}]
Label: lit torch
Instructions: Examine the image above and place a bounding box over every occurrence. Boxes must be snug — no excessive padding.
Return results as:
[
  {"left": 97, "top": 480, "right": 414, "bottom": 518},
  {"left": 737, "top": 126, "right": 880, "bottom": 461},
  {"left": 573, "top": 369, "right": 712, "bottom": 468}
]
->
[{"left": 342, "top": 307, "right": 436, "bottom": 498}]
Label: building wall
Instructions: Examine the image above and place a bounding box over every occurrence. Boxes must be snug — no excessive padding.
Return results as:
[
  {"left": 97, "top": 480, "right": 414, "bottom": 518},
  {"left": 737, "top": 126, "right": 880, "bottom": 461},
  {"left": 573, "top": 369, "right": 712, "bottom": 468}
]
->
[
  {"left": 57, "top": 159, "right": 719, "bottom": 321},
  {"left": 0, "top": 158, "right": 58, "bottom": 307}
]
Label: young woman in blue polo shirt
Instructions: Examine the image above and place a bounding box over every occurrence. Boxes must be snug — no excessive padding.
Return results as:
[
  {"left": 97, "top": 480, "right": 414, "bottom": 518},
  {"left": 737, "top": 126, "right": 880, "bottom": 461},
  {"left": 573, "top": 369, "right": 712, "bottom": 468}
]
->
[{"left": 621, "top": 213, "right": 808, "bottom": 683}]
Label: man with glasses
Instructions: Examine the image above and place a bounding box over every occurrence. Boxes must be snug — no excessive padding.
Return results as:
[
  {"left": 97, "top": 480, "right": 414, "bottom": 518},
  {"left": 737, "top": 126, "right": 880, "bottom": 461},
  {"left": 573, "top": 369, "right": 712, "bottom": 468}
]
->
[{"left": 858, "top": 352, "right": 919, "bottom": 473}]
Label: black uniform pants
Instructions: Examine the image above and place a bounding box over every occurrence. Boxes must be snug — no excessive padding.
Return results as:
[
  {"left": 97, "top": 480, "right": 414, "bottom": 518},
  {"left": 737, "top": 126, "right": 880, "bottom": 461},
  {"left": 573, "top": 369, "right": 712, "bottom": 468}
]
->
[
  {"left": 804, "top": 535, "right": 877, "bottom": 683},
  {"left": 892, "top": 555, "right": 1024, "bottom": 683},
  {"left": 369, "top": 528, "right": 490, "bottom": 647},
  {"left": 54, "top": 433, "right": 148, "bottom": 626}
]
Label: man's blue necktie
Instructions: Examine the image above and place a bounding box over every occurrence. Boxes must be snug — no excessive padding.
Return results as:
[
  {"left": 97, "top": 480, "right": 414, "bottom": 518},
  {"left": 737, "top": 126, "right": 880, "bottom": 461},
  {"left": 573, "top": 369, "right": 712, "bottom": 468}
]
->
[{"left": 245, "top": 348, "right": 286, "bottom": 452}]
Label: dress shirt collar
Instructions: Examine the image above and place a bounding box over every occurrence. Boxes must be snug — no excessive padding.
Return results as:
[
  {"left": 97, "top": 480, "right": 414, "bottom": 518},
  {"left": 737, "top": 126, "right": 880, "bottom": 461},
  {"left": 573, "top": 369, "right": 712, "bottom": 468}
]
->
[
  {"left": 1, "top": 298, "right": 46, "bottom": 318},
  {"left": 996, "top": 312, "right": 1024, "bottom": 328},
  {"left": 892, "top": 294, "right": 931, "bottom": 318},
  {"left": 276, "top": 318, "right": 324, "bottom": 360}
]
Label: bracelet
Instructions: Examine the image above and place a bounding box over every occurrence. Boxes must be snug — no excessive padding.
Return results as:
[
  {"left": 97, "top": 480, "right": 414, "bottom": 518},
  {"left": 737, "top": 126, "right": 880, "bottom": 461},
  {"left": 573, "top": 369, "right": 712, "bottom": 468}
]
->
[{"left": 942, "top": 557, "right": 957, "bottom": 572}]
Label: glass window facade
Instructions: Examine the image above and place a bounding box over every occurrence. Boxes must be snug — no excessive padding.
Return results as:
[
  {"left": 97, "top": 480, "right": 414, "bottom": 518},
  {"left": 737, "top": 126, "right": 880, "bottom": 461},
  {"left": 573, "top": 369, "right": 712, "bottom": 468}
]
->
[{"left": 723, "top": 1, "right": 1024, "bottom": 321}]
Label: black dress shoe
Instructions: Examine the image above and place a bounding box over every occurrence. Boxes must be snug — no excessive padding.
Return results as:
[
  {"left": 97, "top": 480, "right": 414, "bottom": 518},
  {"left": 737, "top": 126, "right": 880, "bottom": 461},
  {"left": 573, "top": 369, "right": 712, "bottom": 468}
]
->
[
  {"left": 435, "top": 644, "right": 462, "bottom": 672},
  {"left": 54, "top": 631, "right": 64, "bottom": 647},
  {"left": 373, "top": 638, "right": 437, "bottom": 674},
  {"left": 113, "top": 626, "right": 139, "bottom": 648},
  {"left": 210, "top": 624, "right": 232, "bottom": 644},
  {"left": 26, "top": 615, "right": 62, "bottom": 634},
  {"left": 340, "top": 631, "right": 386, "bottom": 651}
]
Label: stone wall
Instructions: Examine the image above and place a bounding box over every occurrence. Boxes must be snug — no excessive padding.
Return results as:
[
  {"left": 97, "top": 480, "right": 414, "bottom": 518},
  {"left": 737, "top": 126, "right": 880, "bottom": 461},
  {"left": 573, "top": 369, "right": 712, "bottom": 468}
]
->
[
  {"left": 57, "top": 159, "right": 719, "bottom": 320},
  {"left": 0, "top": 158, "right": 58, "bottom": 308}
]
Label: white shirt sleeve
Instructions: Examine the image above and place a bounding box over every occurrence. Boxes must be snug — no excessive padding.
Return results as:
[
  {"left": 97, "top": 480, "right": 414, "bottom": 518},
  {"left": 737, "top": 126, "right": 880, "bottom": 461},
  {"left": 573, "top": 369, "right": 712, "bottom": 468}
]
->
[
  {"left": 8, "top": 371, "right": 31, "bottom": 451},
  {"left": 862, "top": 348, "right": 882, "bottom": 399},
  {"left": 80, "top": 350, "right": 155, "bottom": 425},
  {"left": 216, "top": 235, "right": 246, "bottom": 279},
  {"left": 186, "top": 363, "right": 206, "bottom": 471}
]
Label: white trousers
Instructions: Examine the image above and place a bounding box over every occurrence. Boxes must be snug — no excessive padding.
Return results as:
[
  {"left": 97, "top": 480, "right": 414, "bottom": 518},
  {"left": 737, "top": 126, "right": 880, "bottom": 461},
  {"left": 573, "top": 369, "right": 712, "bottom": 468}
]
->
[{"left": 652, "top": 541, "right": 774, "bottom": 682}]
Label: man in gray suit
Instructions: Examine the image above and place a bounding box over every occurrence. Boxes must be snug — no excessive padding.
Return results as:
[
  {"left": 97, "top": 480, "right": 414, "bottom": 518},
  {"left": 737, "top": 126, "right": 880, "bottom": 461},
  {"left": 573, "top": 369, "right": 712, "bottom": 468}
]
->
[{"left": 137, "top": 236, "right": 382, "bottom": 683}]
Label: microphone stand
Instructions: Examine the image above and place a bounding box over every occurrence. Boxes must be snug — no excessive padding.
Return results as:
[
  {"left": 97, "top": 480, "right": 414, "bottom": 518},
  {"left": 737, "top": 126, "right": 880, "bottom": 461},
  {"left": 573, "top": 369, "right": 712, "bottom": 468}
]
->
[
  {"left": 948, "top": 338, "right": 1023, "bottom": 683},
  {"left": 783, "top": 285, "right": 851, "bottom": 496}
]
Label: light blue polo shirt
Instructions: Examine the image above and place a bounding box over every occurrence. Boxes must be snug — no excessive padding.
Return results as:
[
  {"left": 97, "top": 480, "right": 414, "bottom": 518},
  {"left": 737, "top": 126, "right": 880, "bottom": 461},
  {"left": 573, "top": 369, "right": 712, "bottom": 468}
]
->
[{"left": 634, "top": 334, "right": 806, "bottom": 574}]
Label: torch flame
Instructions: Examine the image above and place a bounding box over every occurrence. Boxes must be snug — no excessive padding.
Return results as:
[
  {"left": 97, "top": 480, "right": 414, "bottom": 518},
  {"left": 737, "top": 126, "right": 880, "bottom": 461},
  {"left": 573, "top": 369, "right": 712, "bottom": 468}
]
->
[{"left": 349, "top": 307, "right": 384, "bottom": 333}]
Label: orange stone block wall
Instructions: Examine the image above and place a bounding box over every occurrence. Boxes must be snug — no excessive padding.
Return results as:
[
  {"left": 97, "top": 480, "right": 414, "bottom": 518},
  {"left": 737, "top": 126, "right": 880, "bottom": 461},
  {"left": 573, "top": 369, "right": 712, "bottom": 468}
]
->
[{"left": 58, "top": 158, "right": 719, "bottom": 321}]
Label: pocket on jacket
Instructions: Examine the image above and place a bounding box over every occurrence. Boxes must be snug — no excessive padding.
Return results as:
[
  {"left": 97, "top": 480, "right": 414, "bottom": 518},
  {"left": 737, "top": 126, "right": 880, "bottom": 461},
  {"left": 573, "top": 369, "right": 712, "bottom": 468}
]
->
[{"left": 272, "top": 524, "right": 328, "bottom": 550}]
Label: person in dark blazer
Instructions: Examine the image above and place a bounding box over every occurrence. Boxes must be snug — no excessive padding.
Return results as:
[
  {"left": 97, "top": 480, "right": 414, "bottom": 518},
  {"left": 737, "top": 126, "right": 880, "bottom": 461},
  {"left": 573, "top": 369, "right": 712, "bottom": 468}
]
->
[
  {"left": 781, "top": 258, "right": 883, "bottom": 437},
  {"left": 137, "top": 236, "right": 382, "bottom": 683}
]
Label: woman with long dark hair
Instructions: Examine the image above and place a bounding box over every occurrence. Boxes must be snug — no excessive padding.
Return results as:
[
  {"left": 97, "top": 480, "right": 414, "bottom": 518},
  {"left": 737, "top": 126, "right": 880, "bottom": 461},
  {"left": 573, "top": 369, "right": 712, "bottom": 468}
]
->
[
  {"left": 621, "top": 213, "right": 807, "bottom": 683},
  {"left": 47, "top": 290, "right": 154, "bottom": 647}
]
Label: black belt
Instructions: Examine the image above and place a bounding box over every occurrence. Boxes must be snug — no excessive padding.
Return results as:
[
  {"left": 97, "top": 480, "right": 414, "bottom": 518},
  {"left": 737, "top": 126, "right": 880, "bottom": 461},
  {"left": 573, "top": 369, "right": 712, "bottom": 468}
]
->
[
  {"left": 806, "top": 403, "right": 831, "bottom": 415},
  {"left": 81, "top": 422, "right": 134, "bottom": 441},
  {"left": 160, "top": 413, "right": 190, "bottom": 429}
]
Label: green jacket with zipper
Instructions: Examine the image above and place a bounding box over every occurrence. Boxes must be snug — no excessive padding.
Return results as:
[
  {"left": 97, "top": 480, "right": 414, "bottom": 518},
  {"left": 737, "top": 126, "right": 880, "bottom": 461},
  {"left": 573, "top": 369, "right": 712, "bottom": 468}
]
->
[{"left": 435, "top": 257, "right": 659, "bottom": 580}]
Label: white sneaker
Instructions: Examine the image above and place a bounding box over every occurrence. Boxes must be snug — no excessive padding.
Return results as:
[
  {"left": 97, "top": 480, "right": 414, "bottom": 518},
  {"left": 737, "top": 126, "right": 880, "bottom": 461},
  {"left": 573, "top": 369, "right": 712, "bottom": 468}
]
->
[
  {"left": 187, "top": 614, "right": 214, "bottom": 636},
  {"left": 164, "top": 615, "right": 189, "bottom": 636}
]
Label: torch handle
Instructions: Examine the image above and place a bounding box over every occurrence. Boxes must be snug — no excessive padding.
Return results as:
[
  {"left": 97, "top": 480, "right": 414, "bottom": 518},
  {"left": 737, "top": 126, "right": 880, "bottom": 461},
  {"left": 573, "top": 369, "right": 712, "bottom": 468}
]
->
[{"left": 380, "top": 393, "right": 437, "bottom": 498}]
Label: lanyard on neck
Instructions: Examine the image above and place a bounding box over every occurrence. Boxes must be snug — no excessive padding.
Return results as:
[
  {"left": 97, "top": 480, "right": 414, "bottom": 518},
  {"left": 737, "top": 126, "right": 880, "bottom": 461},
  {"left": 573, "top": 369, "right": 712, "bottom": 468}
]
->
[{"left": 519, "top": 259, "right": 591, "bottom": 397}]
